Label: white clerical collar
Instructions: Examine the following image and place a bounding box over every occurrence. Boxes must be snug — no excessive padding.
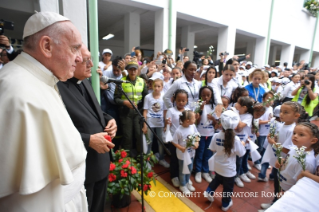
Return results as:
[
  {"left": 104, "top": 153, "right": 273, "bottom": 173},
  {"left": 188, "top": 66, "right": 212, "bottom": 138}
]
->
[{"left": 77, "top": 80, "right": 82, "bottom": 84}]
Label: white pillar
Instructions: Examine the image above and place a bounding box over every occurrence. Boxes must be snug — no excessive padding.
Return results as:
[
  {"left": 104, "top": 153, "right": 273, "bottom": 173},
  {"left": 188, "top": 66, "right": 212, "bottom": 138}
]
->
[
  {"left": 169, "top": 1, "right": 177, "bottom": 59},
  {"left": 124, "top": 12, "right": 140, "bottom": 54},
  {"left": 62, "top": 0, "right": 87, "bottom": 46},
  {"left": 39, "top": 0, "right": 59, "bottom": 13},
  {"left": 300, "top": 50, "right": 311, "bottom": 63},
  {"left": 254, "top": 37, "right": 266, "bottom": 68},
  {"left": 154, "top": 8, "right": 168, "bottom": 58},
  {"left": 181, "top": 26, "right": 195, "bottom": 61},
  {"left": 217, "top": 26, "right": 236, "bottom": 59},
  {"left": 280, "top": 44, "right": 295, "bottom": 67},
  {"left": 269, "top": 46, "right": 277, "bottom": 66},
  {"left": 246, "top": 40, "right": 255, "bottom": 63}
]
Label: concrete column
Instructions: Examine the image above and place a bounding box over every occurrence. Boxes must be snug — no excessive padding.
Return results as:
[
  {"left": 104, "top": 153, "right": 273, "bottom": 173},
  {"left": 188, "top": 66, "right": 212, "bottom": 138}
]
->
[
  {"left": 124, "top": 12, "right": 140, "bottom": 54},
  {"left": 269, "top": 46, "right": 277, "bottom": 66},
  {"left": 254, "top": 37, "right": 266, "bottom": 68},
  {"left": 39, "top": 0, "right": 58, "bottom": 13},
  {"left": 217, "top": 26, "right": 236, "bottom": 59},
  {"left": 168, "top": 0, "right": 177, "bottom": 59},
  {"left": 312, "top": 54, "right": 319, "bottom": 68},
  {"left": 181, "top": 26, "right": 195, "bottom": 61},
  {"left": 280, "top": 44, "right": 295, "bottom": 67},
  {"left": 154, "top": 8, "right": 168, "bottom": 58},
  {"left": 246, "top": 40, "right": 255, "bottom": 63},
  {"left": 300, "top": 50, "right": 311, "bottom": 63},
  {"left": 62, "top": 0, "right": 87, "bottom": 46}
]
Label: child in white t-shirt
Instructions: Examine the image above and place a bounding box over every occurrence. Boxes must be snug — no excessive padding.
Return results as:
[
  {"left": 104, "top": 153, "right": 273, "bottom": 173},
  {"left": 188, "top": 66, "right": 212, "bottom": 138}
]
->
[
  {"left": 254, "top": 91, "right": 274, "bottom": 170},
  {"left": 194, "top": 86, "right": 216, "bottom": 184},
  {"left": 143, "top": 78, "right": 169, "bottom": 168},
  {"left": 165, "top": 89, "right": 190, "bottom": 187},
  {"left": 204, "top": 110, "right": 245, "bottom": 211},
  {"left": 172, "top": 110, "right": 199, "bottom": 194},
  {"left": 277, "top": 123, "right": 318, "bottom": 191}
]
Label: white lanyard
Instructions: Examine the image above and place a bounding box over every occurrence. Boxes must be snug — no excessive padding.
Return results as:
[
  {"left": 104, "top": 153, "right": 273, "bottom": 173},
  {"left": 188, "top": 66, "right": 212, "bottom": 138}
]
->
[
  {"left": 253, "top": 86, "right": 260, "bottom": 102},
  {"left": 220, "top": 85, "right": 227, "bottom": 96}
]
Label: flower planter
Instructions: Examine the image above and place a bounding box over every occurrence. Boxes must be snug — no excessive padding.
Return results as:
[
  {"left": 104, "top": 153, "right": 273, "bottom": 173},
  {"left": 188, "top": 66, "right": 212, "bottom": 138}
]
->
[{"left": 111, "top": 193, "right": 131, "bottom": 208}]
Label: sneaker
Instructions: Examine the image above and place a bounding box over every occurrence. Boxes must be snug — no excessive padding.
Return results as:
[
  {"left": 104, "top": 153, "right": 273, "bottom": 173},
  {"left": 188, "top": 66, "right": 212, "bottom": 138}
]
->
[
  {"left": 202, "top": 173, "right": 213, "bottom": 183},
  {"left": 245, "top": 171, "right": 256, "bottom": 179},
  {"left": 195, "top": 172, "right": 202, "bottom": 183},
  {"left": 171, "top": 177, "right": 180, "bottom": 187},
  {"left": 203, "top": 191, "right": 214, "bottom": 202},
  {"left": 154, "top": 152, "right": 160, "bottom": 160},
  {"left": 254, "top": 164, "right": 261, "bottom": 171},
  {"left": 240, "top": 174, "right": 251, "bottom": 183},
  {"left": 189, "top": 179, "right": 193, "bottom": 185},
  {"left": 234, "top": 177, "right": 244, "bottom": 187},
  {"left": 159, "top": 159, "right": 170, "bottom": 168},
  {"left": 187, "top": 183, "right": 195, "bottom": 192},
  {"left": 247, "top": 163, "right": 252, "bottom": 170},
  {"left": 221, "top": 199, "right": 233, "bottom": 211},
  {"left": 260, "top": 203, "right": 272, "bottom": 209},
  {"left": 258, "top": 177, "right": 269, "bottom": 182},
  {"left": 179, "top": 186, "right": 191, "bottom": 195}
]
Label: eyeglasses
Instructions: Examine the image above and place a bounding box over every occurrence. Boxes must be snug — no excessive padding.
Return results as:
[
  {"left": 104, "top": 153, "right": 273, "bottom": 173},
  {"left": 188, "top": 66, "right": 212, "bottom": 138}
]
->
[{"left": 82, "top": 57, "right": 93, "bottom": 66}]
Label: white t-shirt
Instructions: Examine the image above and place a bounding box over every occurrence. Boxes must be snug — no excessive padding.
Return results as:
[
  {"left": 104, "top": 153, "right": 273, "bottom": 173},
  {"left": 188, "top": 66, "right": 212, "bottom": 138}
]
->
[
  {"left": 163, "top": 78, "right": 173, "bottom": 93},
  {"left": 99, "top": 61, "right": 113, "bottom": 75},
  {"left": 259, "top": 106, "right": 273, "bottom": 136},
  {"left": 280, "top": 147, "right": 316, "bottom": 191},
  {"left": 280, "top": 123, "right": 296, "bottom": 150},
  {"left": 197, "top": 104, "right": 215, "bottom": 136},
  {"left": 172, "top": 124, "right": 199, "bottom": 160},
  {"left": 211, "top": 75, "right": 238, "bottom": 105},
  {"left": 209, "top": 132, "right": 246, "bottom": 177},
  {"left": 143, "top": 93, "right": 166, "bottom": 128},
  {"left": 235, "top": 113, "right": 253, "bottom": 142},
  {"left": 316, "top": 154, "right": 319, "bottom": 176},
  {"left": 166, "top": 106, "right": 189, "bottom": 136},
  {"left": 282, "top": 82, "right": 300, "bottom": 99}
]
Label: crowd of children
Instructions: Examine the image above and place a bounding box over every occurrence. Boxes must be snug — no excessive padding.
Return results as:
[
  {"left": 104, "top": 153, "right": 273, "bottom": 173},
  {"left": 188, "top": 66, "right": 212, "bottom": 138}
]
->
[{"left": 114, "top": 53, "right": 319, "bottom": 211}]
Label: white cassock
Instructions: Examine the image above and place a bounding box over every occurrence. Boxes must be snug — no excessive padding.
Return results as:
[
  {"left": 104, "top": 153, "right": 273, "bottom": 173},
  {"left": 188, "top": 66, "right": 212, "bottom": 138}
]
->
[{"left": 0, "top": 52, "right": 88, "bottom": 212}]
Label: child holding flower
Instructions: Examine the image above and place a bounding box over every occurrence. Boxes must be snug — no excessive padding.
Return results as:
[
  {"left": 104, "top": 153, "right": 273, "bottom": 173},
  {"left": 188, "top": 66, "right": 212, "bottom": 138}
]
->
[{"left": 172, "top": 110, "right": 199, "bottom": 194}]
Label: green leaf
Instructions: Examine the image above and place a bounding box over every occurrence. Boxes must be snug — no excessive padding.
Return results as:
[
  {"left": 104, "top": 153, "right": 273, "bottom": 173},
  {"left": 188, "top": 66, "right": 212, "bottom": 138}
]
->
[
  {"left": 121, "top": 189, "right": 124, "bottom": 194},
  {"left": 153, "top": 178, "right": 156, "bottom": 186}
]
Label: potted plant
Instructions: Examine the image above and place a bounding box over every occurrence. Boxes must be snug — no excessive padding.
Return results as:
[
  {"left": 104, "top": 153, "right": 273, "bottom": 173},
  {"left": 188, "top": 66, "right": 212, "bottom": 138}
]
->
[
  {"left": 304, "top": 0, "right": 319, "bottom": 17},
  {"left": 107, "top": 149, "right": 158, "bottom": 208}
]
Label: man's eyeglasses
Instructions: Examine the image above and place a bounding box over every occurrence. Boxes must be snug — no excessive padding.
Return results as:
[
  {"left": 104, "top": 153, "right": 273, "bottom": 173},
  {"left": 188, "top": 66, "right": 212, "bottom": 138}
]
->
[{"left": 82, "top": 57, "right": 93, "bottom": 66}]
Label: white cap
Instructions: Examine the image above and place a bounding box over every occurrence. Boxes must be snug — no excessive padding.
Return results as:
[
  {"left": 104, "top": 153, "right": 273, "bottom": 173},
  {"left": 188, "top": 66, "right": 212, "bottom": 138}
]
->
[
  {"left": 200, "top": 71, "right": 206, "bottom": 79},
  {"left": 281, "top": 78, "right": 290, "bottom": 85},
  {"left": 238, "top": 70, "right": 248, "bottom": 77},
  {"left": 149, "top": 72, "right": 164, "bottom": 81},
  {"left": 102, "top": 48, "right": 113, "bottom": 55},
  {"left": 273, "top": 105, "right": 281, "bottom": 117},
  {"left": 23, "top": 11, "right": 69, "bottom": 39},
  {"left": 220, "top": 110, "right": 240, "bottom": 130},
  {"left": 239, "top": 66, "right": 246, "bottom": 71},
  {"left": 246, "top": 61, "right": 252, "bottom": 66}
]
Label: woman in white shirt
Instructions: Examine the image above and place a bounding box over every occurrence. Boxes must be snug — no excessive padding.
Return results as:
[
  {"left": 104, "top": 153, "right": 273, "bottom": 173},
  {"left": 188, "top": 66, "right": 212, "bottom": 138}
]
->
[
  {"left": 281, "top": 73, "right": 300, "bottom": 102},
  {"left": 163, "top": 61, "right": 200, "bottom": 111}
]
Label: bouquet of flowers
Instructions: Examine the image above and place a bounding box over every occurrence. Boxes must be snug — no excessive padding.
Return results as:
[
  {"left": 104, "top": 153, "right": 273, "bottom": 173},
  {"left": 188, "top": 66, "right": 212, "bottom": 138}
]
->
[
  {"left": 269, "top": 118, "right": 278, "bottom": 140},
  {"left": 252, "top": 119, "right": 259, "bottom": 134},
  {"left": 263, "top": 93, "right": 280, "bottom": 106},
  {"left": 185, "top": 132, "right": 201, "bottom": 148},
  {"left": 272, "top": 143, "right": 284, "bottom": 192},
  {"left": 206, "top": 45, "right": 215, "bottom": 57},
  {"left": 304, "top": 0, "right": 319, "bottom": 17},
  {"left": 293, "top": 146, "right": 308, "bottom": 171},
  {"left": 194, "top": 99, "right": 203, "bottom": 113}
]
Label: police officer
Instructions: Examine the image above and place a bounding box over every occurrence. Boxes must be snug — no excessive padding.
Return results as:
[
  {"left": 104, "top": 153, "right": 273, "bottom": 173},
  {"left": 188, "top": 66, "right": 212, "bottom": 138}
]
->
[{"left": 114, "top": 61, "right": 148, "bottom": 156}]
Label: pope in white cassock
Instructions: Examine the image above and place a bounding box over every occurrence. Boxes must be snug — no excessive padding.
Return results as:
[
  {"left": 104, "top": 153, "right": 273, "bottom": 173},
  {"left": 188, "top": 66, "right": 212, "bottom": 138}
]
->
[{"left": 0, "top": 12, "right": 90, "bottom": 211}]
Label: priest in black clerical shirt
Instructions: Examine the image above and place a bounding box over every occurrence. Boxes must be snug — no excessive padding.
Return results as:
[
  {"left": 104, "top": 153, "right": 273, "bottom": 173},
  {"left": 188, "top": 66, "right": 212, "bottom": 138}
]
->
[{"left": 57, "top": 45, "right": 117, "bottom": 212}]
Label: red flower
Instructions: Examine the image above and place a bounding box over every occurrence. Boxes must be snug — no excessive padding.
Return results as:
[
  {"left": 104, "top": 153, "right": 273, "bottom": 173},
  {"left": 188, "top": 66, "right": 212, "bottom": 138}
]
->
[
  {"left": 143, "top": 184, "right": 149, "bottom": 191},
  {"left": 119, "top": 159, "right": 123, "bottom": 163},
  {"left": 104, "top": 135, "right": 112, "bottom": 142},
  {"left": 147, "top": 172, "right": 153, "bottom": 178},
  {"left": 147, "top": 157, "right": 150, "bottom": 161},
  {"left": 122, "top": 163, "right": 129, "bottom": 169},
  {"left": 121, "top": 151, "right": 127, "bottom": 158},
  {"left": 120, "top": 170, "right": 128, "bottom": 178},
  {"left": 108, "top": 173, "right": 116, "bottom": 182},
  {"left": 110, "top": 163, "right": 116, "bottom": 171},
  {"left": 130, "top": 166, "right": 137, "bottom": 174},
  {"left": 126, "top": 160, "right": 130, "bottom": 164}
]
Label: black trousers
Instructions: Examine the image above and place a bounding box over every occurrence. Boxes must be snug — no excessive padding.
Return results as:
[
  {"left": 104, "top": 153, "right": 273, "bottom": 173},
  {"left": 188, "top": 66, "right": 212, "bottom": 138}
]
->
[
  {"left": 208, "top": 173, "right": 235, "bottom": 205},
  {"left": 169, "top": 142, "right": 179, "bottom": 179},
  {"left": 272, "top": 168, "right": 279, "bottom": 203},
  {"left": 85, "top": 176, "right": 108, "bottom": 212}
]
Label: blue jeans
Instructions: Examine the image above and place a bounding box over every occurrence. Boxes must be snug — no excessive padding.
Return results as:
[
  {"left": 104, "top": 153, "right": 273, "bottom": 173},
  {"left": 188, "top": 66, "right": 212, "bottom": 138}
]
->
[
  {"left": 194, "top": 136, "right": 213, "bottom": 173},
  {"left": 254, "top": 136, "right": 266, "bottom": 165},
  {"left": 236, "top": 156, "right": 242, "bottom": 177},
  {"left": 178, "top": 158, "right": 194, "bottom": 186},
  {"left": 240, "top": 149, "right": 250, "bottom": 175},
  {"left": 207, "top": 172, "right": 235, "bottom": 206},
  {"left": 147, "top": 127, "right": 164, "bottom": 159},
  {"left": 258, "top": 162, "right": 269, "bottom": 179}
]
